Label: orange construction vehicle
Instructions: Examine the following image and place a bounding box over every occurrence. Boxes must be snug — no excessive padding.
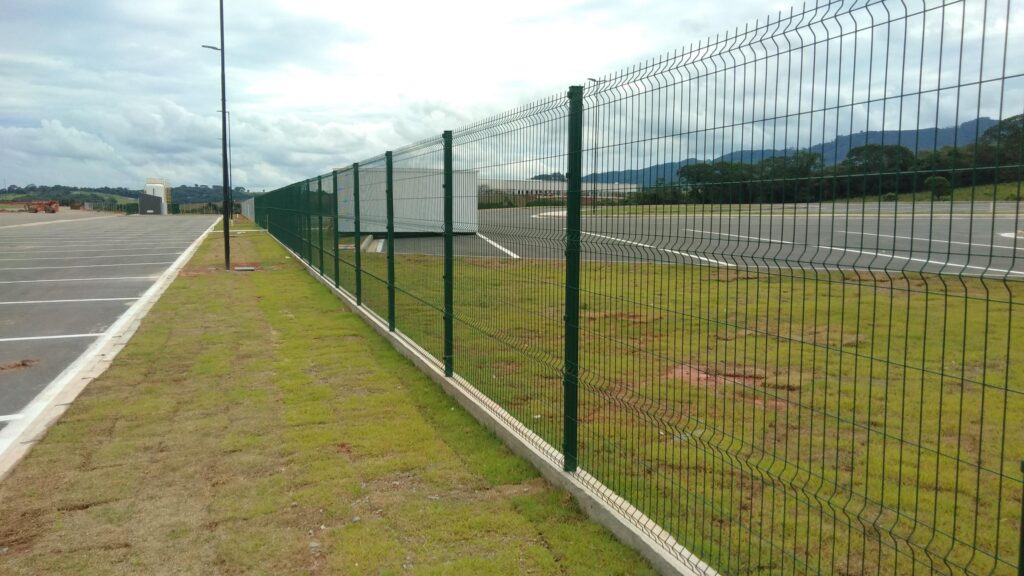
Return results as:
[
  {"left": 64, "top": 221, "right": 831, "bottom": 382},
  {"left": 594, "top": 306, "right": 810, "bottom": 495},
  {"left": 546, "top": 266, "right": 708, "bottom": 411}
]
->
[{"left": 26, "top": 200, "right": 59, "bottom": 213}]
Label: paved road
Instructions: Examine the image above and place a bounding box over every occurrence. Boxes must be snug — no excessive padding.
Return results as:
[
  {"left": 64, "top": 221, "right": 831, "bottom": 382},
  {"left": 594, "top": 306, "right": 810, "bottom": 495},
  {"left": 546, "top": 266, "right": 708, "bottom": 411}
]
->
[
  {"left": 387, "top": 203, "right": 1023, "bottom": 278},
  {"left": 0, "top": 214, "right": 217, "bottom": 432}
]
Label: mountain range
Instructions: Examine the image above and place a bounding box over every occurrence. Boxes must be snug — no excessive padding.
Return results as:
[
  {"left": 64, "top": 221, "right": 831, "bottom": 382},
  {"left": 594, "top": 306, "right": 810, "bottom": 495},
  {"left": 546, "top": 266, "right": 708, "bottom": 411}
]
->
[{"left": 581, "top": 117, "right": 997, "bottom": 186}]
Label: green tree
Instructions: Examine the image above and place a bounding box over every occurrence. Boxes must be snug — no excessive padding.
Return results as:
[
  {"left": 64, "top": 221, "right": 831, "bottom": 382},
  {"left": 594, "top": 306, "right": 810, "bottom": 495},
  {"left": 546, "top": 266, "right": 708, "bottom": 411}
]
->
[
  {"left": 974, "top": 114, "right": 1022, "bottom": 183},
  {"left": 757, "top": 151, "right": 823, "bottom": 202},
  {"left": 924, "top": 175, "right": 952, "bottom": 200},
  {"left": 840, "top": 144, "right": 916, "bottom": 196}
]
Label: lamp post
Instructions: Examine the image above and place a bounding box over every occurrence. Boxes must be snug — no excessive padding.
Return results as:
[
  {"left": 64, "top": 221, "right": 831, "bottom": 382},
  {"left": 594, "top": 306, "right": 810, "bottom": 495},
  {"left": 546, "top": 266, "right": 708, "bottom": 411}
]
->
[
  {"left": 202, "top": 0, "right": 230, "bottom": 269},
  {"left": 217, "top": 109, "right": 233, "bottom": 194}
]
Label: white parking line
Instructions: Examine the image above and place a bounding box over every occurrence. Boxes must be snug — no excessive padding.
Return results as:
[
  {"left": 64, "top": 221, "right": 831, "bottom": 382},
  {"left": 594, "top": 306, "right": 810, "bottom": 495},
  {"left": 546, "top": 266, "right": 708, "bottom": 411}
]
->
[
  {"left": 0, "top": 415, "right": 23, "bottom": 423},
  {"left": 580, "top": 231, "right": 735, "bottom": 267},
  {"left": 531, "top": 210, "right": 567, "bottom": 219},
  {"left": 662, "top": 249, "right": 737, "bottom": 267},
  {"left": 0, "top": 245, "right": 192, "bottom": 256},
  {"left": 816, "top": 245, "right": 1024, "bottom": 276},
  {"left": 840, "top": 230, "right": 1023, "bottom": 251},
  {"left": 0, "top": 298, "right": 140, "bottom": 305},
  {"left": 0, "top": 219, "right": 218, "bottom": 480},
  {"left": 0, "top": 334, "right": 104, "bottom": 343},
  {"left": 0, "top": 261, "right": 176, "bottom": 271},
  {"left": 683, "top": 228, "right": 794, "bottom": 244},
  {"left": 0, "top": 216, "right": 119, "bottom": 229},
  {"left": 476, "top": 233, "right": 521, "bottom": 259},
  {"left": 4, "top": 241, "right": 193, "bottom": 249},
  {"left": 581, "top": 231, "right": 653, "bottom": 248},
  {"left": 0, "top": 252, "right": 183, "bottom": 262},
  {"left": 0, "top": 276, "right": 158, "bottom": 285}
]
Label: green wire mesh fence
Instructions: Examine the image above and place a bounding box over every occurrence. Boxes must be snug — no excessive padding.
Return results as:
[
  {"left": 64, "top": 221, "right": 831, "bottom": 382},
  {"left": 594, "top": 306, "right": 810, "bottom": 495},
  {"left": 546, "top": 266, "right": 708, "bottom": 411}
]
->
[{"left": 256, "top": 0, "right": 1023, "bottom": 573}]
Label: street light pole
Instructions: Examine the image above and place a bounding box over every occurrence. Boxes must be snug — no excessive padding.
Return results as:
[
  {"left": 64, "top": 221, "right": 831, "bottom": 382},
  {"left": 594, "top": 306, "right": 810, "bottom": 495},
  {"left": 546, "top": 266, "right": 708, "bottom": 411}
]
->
[
  {"left": 217, "top": 110, "right": 232, "bottom": 193},
  {"left": 203, "top": 0, "right": 230, "bottom": 269},
  {"left": 217, "top": 0, "right": 230, "bottom": 269}
]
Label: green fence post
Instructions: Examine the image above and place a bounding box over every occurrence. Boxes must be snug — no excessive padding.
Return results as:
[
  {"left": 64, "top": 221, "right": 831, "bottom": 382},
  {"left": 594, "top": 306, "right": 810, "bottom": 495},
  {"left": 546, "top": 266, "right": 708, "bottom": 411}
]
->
[
  {"left": 318, "top": 176, "right": 325, "bottom": 275},
  {"left": 442, "top": 131, "right": 454, "bottom": 377},
  {"left": 305, "top": 180, "right": 313, "bottom": 263},
  {"left": 353, "top": 163, "right": 362, "bottom": 305},
  {"left": 385, "top": 151, "right": 396, "bottom": 331},
  {"left": 299, "top": 179, "right": 307, "bottom": 260},
  {"left": 333, "top": 169, "right": 340, "bottom": 288},
  {"left": 563, "top": 85, "right": 583, "bottom": 473},
  {"left": 1018, "top": 460, "right": 1023, "bottom": 576}
]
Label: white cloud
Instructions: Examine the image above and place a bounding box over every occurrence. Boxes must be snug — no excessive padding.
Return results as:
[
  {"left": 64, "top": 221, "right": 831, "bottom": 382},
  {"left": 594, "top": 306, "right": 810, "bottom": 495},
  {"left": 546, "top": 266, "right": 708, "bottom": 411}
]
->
[{"left": 1, "top": 0, "right": 1020, "bottom": 191}]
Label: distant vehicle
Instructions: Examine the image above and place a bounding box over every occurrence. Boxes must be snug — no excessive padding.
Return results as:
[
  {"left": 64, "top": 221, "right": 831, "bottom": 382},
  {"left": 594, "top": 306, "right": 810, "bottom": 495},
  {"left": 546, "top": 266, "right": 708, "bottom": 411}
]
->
[{"left": 26, "top": 200, "right": 59, "bottom": 213}]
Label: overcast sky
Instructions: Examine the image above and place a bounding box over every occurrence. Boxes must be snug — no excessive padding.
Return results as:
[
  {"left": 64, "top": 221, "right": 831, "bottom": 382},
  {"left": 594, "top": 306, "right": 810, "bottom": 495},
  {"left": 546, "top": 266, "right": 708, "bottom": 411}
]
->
[{"left": 0, "top": 0, "right": 804, "bottom": 191}]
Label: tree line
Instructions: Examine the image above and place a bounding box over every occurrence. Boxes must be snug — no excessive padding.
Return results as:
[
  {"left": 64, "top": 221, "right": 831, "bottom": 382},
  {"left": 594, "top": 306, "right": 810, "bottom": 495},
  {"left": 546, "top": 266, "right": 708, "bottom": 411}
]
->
[{"left": 629, "top": 114, "right": 1022, "bottom": 205}]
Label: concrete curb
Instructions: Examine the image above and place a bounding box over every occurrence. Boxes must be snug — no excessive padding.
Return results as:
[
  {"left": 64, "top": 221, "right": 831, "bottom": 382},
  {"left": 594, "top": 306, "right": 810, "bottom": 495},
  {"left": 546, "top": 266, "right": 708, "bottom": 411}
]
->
[
  {"left": 0, "top": 219, "right": 219, "bottom": 482},
  {"left": 270, "top": 235, "right": 717, "bottom": 576}
]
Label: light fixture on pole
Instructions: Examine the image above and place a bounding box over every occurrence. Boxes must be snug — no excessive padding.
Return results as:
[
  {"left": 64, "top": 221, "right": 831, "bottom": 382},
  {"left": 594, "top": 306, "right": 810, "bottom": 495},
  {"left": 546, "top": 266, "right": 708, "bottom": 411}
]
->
[{"left": 202, "top": 0, "right": 231, "bottom": 269}]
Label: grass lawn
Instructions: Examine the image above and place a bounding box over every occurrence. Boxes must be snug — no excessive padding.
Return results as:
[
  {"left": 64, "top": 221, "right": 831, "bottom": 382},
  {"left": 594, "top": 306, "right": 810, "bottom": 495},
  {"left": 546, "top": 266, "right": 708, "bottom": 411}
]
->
[
  {"left": 0, "top": 229, "right": 655, "bottom": 575},
  {"left": 343, "top": 250, "right": 1024, "bottom": 575},
  {"left": 583, "top": 181, "right": 1022, "bottom": 216},
  {"left": 851, "top": 181, "right": 1023, "bottom": 203}
]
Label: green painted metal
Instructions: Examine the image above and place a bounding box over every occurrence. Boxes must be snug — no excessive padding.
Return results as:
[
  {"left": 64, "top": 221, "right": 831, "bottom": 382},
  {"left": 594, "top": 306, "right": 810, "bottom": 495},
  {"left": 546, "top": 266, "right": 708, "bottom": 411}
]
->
[
  {"left": 442, "top": 130, "right": 454, "bottom": 377},
  {"left": 563, "top": 86, "right": 583, "bottom": 473},
  {"left": 352, "top": 162, "right": 362, "bottom": 305},
  {"left": 250, "top": 5, "right": 1024, "bottom": 572},
  {"left": 317, "top": 176, "right": 324, "bottom": 275},
  {"left": 305, "top": 179, "right": 312, "bottom": 263},
  {"left": 385, "top": 151, "right": 396, "bottom": 332},
  {"left": 332, "top": 169, "right": 340, "bottom": 288}
]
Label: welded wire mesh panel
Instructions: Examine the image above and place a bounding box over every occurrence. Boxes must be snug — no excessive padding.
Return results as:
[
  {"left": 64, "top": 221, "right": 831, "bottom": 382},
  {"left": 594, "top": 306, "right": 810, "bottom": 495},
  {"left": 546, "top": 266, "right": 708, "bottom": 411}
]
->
[
  {"left": 358, "top": 155, "right": 389, "bottom": 317},
  {"left": 574, "top": 0, "right": 1023, "bottom": 573},
  {"left": 390, "top": 137, "right": 447, "bottom": 362},
  {"left": 450, "top": 96, "right": 570, "bottom": 460},
  {"left": 337, "top": 166, "right": 358, "bottom": 296},
  {"left": 319, "top": 172, "right": 338, "bottom": 285},
  {"left": 254, "top": 0, "right": 1022, "bottom": 572},
  {"left": 307, "top": 172, "right": 333, "bottom": 280},
  {"left": 255, "top": 181, "right": 304, "bottom": 255},
  {"left": 305, "top": 178, "right": 322, "bottom": 273}
]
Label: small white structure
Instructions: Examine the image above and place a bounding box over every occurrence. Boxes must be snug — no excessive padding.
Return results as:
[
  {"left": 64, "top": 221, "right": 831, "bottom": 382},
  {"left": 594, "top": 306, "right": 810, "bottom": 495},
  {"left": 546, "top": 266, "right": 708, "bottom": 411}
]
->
[
  {"left": 478, "top": 178, "right": 638, "bottom": 198},
  {"left": 328, "top": 168, "right": 478, "bottom": 235},
  {"left": 140, "top": 177, "right": 171, "bottom": 215}
]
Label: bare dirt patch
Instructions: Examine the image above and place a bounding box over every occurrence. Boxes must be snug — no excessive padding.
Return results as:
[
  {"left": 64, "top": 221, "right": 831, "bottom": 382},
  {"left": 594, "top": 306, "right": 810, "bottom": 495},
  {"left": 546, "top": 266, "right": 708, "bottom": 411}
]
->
[
  {"left": 665, "top": 363, "right": 765, "bottom": 386},
  {"left": 0, "top": 359, "right": 38, "bottom": 373},
  {"left": 0, "top": 508, "right": 47, "bottom": 552}
]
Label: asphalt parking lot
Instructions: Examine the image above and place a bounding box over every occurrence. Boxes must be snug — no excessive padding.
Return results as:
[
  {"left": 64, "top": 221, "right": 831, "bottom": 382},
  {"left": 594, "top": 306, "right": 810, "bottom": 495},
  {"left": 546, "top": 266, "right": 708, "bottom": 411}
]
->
[
  {"left": 0, "top": 214, "right": 217, "bottom": 434},
  {"left": 386, "top": 203, "right": 1024, "bottom": 278}
]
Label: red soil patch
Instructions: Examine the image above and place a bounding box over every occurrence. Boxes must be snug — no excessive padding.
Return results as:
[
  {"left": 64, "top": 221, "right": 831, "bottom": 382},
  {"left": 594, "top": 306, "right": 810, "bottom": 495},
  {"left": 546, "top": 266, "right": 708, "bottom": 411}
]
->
[{"left": 0, "top": 359, "right": 38, "bottom": 373}]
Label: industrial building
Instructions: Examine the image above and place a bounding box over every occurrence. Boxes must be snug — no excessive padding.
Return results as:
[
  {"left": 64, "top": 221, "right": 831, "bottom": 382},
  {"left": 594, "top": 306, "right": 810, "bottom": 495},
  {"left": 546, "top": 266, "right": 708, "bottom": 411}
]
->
[
  {"left": 327, "top": 168, "right": 478, "bottom": 235},
  {"left": 140, "top": 178, "right": 171, "bottom": 215}
]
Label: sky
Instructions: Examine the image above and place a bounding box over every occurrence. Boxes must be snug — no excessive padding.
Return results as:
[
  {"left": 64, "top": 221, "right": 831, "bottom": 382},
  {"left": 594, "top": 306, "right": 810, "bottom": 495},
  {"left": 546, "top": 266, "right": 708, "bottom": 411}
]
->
[{"left": 0, "top": 0, "right": 797, "bottom": 191}]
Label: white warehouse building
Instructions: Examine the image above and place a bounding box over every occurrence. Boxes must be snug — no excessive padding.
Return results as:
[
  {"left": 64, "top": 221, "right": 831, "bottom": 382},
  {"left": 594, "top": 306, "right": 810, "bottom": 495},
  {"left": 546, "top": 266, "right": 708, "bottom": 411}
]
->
[
  {"left": 140, "top": 177, "right": 171, "bottom": 215},
  {"left": 326, "top": 167, "right": 478, "bottom": 235}
]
